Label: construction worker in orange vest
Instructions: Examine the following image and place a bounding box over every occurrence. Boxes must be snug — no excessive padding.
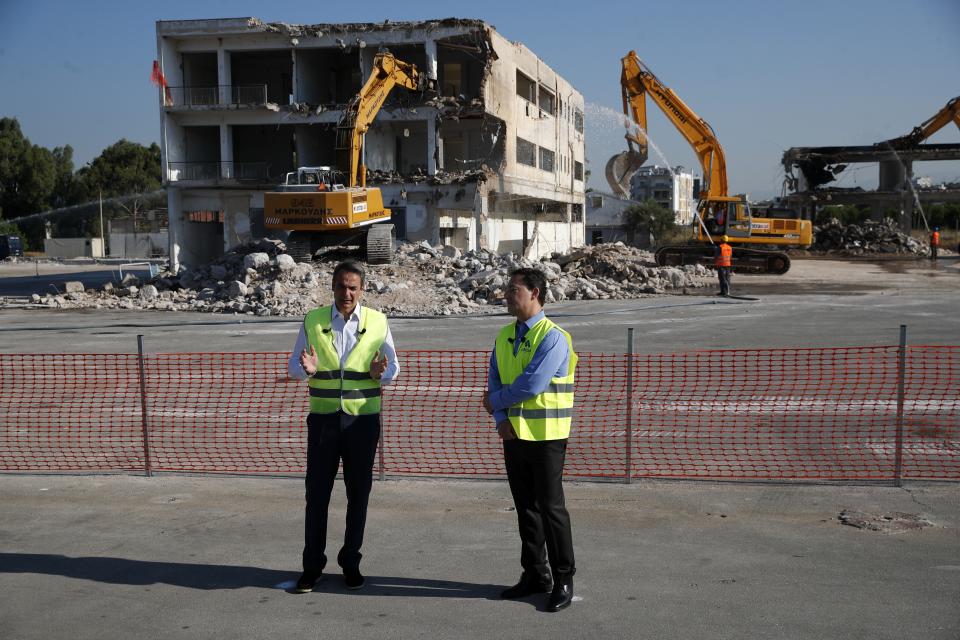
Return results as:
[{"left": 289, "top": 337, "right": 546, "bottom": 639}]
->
[
  {"left": 930, "top": 227, "right": 940, "bottom": 260},
  {"left": 715, "top": 236, "right": 733, "bottom": 296}
]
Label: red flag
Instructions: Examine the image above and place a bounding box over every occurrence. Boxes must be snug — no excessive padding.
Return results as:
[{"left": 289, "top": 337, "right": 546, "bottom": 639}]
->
[
  {"left": 151, "top": 61, "right": 173, "bottom": 106},
  {"left": 150, "top": 60, "right": 166, "bottom": 87}
]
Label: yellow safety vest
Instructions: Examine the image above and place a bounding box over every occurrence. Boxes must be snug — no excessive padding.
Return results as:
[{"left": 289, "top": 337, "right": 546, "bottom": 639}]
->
[
  {"left": 495, "top": 317, "right": 577, "bottom": 441},
  {"left": 303, "top": 305, "right": 387, "bottom": 415}
]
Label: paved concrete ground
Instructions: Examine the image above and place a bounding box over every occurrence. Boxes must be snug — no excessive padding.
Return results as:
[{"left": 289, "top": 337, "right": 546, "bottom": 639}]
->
[
  {"left": 0, "top": 474, "right": 958, "bottom": 640},
  {"left": 1, "top": 257, "right": 958, "bottom": 638}
]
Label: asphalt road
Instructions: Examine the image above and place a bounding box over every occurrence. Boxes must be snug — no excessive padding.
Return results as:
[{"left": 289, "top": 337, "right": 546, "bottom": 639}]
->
[{"left": 1, "top": 258, "right": 958, "bottom": 354}]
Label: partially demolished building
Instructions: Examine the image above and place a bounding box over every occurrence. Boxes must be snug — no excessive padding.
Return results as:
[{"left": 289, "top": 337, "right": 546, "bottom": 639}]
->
[{"left": 155, "top": 17, "right": 586, "bottom": 269}]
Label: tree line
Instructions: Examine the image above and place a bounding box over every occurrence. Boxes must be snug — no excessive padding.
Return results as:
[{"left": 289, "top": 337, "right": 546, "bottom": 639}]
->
[{"left": 0, "top": 117, "right": 162, "bottom": 249}]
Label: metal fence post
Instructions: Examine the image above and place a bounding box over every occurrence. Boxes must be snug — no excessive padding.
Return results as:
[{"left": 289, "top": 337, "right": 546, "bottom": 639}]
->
[
  {"left": 625, "top": 328, "right": 635, "bottom": 484},
  {"left": 136, "top": 335, "right": 153, "bottom": 477},
  {"left": 893, "top": 325, "right": 907, "bottom": 487}
]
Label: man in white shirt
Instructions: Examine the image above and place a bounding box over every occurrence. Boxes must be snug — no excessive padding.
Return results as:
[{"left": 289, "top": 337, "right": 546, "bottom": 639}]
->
[{"left": 287, "top": 260, "right": 399, "bottom": 593}]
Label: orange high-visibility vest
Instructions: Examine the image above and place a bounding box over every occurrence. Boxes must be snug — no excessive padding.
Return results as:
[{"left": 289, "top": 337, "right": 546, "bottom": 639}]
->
[
  {"left": 931, "top": 231, "right": 940, "bottom": 246},
  {"left": 715, "top": 243, "right": 732, "bottom": 268}
]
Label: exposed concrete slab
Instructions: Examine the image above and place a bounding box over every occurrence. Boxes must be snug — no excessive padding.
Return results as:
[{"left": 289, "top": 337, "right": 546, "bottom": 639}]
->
[{"left": 0, "top": 475, "right": 957, "bottom": 639}]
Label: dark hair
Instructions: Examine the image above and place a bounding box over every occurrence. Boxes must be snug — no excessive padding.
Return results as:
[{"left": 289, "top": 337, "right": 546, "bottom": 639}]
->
[
  {"left": 333, "top": 260, "right": 365, "bottom": 285},
  {"left": 509, "top": 267, "right": 547, "bottom": 305}
]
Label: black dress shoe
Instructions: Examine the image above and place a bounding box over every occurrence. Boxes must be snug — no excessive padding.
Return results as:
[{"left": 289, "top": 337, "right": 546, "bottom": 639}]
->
[
  {"left": 292, "top": 571, "right": 321, "bottom": 593},
  {"left": 500, "top": 572, "right": 552, "bottom": 599},
  {"left": 546, "top": 579, "right": 573, "bottom": 612},
  {"left": 343, "top": 568, "right": 365, "bottom": 590}
]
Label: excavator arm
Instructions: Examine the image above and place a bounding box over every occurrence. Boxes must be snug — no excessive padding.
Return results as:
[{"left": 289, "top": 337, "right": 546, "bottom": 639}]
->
[
  {"left": 336, "top": 52, "right": 429, "bottom": 188},
  {"left": 884, "top": 95, "right": 960, "bottom": 150},
  {"left": 607, "top": 51, "right": 811, "bottom": 274},
  {"left": 612, "top": 51, "right": 728, "bottom": 199}
]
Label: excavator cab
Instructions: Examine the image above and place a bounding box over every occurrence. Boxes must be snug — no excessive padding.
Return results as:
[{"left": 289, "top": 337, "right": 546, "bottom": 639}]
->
[{"left": 698, "top": 197, "right": 751, "bottom": 240}]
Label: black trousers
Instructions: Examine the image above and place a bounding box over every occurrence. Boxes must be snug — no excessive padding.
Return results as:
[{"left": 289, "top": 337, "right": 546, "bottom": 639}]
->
[
  {"left": 303, "top": 411, "right": 381, "bottom": 573},
  {"left": 717, "top": 267, "right": 731, "bottom": 295},
  {"left": 503, "top": 438, "right": 575, "bottom": 581}
]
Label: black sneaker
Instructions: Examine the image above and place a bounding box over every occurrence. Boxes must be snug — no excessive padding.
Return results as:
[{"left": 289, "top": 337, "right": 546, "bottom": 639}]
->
[
  {"left": 292, "top": 571, "right": 321, "bottom": 594},
  {"left": 343, "top": 568, "right": 365, "bottom": 590}
]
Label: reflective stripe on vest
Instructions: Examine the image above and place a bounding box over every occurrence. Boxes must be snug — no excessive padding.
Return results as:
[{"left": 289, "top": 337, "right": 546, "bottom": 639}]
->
[
  {"left": 303, "top": 305, "right": 387, "bottom": 415},
  {"left": 495, "top": 317, "right": 577, "bottom": 441},
  {"left": 715, "top": 243, "right": 732, "bottom": 267}
]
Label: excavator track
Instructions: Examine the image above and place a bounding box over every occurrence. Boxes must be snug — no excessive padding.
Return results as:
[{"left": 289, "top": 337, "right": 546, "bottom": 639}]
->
[
  {"left": 365, "top": 224, "right": 395, "bottom": 265},
  {"left": 655, "top": 244, "right": 791, "bottom": 275},
  {"left": 284, "top": 232, "right": 314, "bottom": 263}
]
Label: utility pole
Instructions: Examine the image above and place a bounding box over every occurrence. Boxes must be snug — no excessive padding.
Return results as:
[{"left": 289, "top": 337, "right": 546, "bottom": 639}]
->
[{"left": 99, "top": 189, "right": 105, "bottom": 257}]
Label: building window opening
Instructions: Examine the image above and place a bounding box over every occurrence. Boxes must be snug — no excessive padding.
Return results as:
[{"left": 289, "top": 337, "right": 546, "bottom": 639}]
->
[
  {"left": 538, "top": 86, "right": 555, "bottom": 116},
  {"left": 516, "top": 137, "right": 536, "bottom": 167},
  {"left": 516, "top": 70, "right": 536, "bottom": 103},
  {"left": 539, "top": 147, "right": 555, "bottom": 173}
]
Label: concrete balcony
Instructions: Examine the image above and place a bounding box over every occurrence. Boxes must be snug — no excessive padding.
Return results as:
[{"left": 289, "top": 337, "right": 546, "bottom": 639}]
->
[
  {"left": 164, "top": 85, "right": 271, "bottom": 110},
  {"left": 166, "top": 161, "right": 272, "bottom": 186}
]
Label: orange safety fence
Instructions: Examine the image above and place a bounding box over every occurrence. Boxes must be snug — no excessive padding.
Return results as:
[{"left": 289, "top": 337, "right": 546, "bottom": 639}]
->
[{"left": 0, "top": 346, "right": 957, "bottom": 482}]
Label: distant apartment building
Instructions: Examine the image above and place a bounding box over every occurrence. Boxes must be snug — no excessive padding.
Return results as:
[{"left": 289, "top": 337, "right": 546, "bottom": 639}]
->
[
  {"left": 584, "top": 191, "right": 650, "bottom": 248},
  {"left": 628, "top": 165, "right": 695, "bottom": 225},
  {"left": 155, "top": 17, "right": 586, "bottom": 269}
]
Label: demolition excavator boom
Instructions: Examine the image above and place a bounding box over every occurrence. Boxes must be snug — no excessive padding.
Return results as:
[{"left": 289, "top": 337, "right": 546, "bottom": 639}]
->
[
  {"left": 882, "top": 95, "right": 960, "bottom": 150},
  {"left": 264, "top": 52, "right": 433, "bottom": 264},
  {"left": 609, "top": 51, "right": 812, "bottom": 274}
]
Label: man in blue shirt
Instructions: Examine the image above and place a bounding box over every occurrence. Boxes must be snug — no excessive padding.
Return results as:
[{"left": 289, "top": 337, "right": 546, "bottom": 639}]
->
[{"left": 483, "top": 267, "right": 577, "bottom": 612}]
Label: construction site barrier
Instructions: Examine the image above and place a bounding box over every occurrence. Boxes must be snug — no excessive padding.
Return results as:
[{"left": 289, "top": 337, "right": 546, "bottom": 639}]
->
[{"left": 1, "top": 344, "right": 957, "bottom": 482}]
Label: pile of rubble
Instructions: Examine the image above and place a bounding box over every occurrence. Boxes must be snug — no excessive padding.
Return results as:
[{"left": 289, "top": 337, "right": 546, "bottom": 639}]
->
[
  {"left": 21, "top": 240, "right": 712, "bottom": 316},
  {"left": 812, "top": 218, "right": 928, "bottom": 255}
]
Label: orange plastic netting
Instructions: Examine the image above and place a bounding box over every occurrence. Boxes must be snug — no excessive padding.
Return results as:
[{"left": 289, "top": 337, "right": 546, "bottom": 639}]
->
[{"left": 1, "top": 347, "right": 957, "bottom": 481}]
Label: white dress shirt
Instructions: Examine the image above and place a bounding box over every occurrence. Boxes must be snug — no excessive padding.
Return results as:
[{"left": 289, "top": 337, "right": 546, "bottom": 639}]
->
[{"left": 287, "top": 303, "right": 399, "bottom": 385}]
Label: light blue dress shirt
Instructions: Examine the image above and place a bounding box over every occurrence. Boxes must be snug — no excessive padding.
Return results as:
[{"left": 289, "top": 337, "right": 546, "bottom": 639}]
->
[{"left": 487, "top": 310, "right": 570, "bottom": 425}]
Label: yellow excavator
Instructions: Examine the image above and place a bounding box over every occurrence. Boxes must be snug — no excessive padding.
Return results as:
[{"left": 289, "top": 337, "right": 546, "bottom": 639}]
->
[
  {"left": 607, "top": 51, "right": 812, "bottom": 274},
  {"left": 881, "top": 95, "right": 960, "bottom": 150},
  {"left": 264, "top": 52, "right": 433, "bottom": 264}
]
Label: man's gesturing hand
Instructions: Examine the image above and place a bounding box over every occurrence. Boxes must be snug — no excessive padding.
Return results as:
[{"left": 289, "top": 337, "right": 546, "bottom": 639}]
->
[
  {"left": 370, "top": 350, "right": 388, "bottom": 380},
  {"left": 299, "top": 345, "right": 319, "bottom": 376}
]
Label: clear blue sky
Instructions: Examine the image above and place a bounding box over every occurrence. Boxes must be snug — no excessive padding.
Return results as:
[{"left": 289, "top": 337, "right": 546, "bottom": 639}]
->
[{"left": 1, "top": 0, "right": 958, "bottom": 199}]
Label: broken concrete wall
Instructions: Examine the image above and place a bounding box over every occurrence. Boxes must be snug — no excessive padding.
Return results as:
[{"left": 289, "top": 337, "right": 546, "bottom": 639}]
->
[
  {"left": 43, "top": 238, "right": 105, "bottom": 259},
  {"left": 478, "top": 28, "right": 586, "bottom": 258}
]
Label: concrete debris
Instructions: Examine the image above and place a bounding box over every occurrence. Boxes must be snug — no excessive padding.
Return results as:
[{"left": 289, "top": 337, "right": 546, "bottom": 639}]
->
[
  {"left": 288, "top": 102, "right": 326, "bottom": 116},
  {"left": 15, "top": 240, "right": 711, "bottom": 317},
  {"left": 251, "top": 18, "right": 488, "bottom": 39},
  {"left": 424, "top": 94, "right": 486, "bottom": 120},
  {"left": 365, "top": 167, "right": 489, "bottom": 186},
  {"left": 812, "top": 218, "right": 927, "bottom": 255},
  {"left": 838, "top": 510, "right": 933, "bottom": 534}
]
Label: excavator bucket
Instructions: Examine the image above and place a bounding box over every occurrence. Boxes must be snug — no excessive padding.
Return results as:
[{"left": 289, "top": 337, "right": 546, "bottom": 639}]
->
[{"left": 605, "top": 150, "right": 646, "bottom": 198}]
